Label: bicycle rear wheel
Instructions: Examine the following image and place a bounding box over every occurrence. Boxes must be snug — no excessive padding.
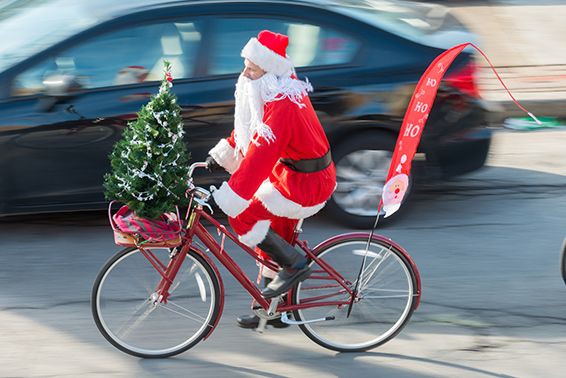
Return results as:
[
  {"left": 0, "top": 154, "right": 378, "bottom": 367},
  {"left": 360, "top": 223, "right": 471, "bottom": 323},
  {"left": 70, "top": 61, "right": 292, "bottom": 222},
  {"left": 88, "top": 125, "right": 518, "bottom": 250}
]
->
[
  {"left": 292, "top": 235, "right": 418, "bottom": 352},
  {"left": 92, "top": 247, "right": 221, "bottom": 358}
]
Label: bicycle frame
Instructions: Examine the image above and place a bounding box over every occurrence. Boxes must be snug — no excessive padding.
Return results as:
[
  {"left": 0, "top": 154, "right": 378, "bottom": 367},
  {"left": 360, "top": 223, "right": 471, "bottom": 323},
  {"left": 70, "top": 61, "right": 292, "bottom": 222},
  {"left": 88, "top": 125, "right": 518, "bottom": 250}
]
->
[{"left": 129, "top": 197, "right": 422, "bottom": 343}]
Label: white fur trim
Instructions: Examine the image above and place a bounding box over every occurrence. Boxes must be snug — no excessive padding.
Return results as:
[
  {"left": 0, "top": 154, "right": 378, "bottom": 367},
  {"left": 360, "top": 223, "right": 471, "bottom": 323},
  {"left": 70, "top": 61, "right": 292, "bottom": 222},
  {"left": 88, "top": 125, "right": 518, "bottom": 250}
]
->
[
  {"left": 239, "top": 220, "right": 271, "bottom": 247},
  {"left": 209, "top": 139, "right": 241, "bottom": 174},
  {"left": 255, "top": 181, "right": 326, "bottom": 219},
  {"left": 212, "top": 182, "right": 250, "bottom": 218},
  {"left": 241, "top": 38, "right": 294, "bottom": 77}
]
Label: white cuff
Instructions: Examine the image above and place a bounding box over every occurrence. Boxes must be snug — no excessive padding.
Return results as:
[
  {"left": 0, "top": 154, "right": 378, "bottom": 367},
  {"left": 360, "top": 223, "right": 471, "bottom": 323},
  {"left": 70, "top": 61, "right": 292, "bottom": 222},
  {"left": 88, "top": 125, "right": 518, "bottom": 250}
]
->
[
  {"left": 239, "top": 220, "right": 271, "bottom": 247},
  {"left": 212, "top": 182, "right": 250, "bottom": 218},
  {"left": 209, "top": 139, "right": 241, "bottom": 174},
  {"left": 255, "top": 181, "right": 326, "bottom": 219}
]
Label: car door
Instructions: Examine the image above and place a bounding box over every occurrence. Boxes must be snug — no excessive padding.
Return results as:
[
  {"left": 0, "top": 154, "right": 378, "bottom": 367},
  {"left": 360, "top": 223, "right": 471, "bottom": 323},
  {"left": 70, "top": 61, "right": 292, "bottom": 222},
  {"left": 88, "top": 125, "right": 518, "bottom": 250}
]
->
[{"left": 0, "top": 15, "right": 211, "bottom": 214}]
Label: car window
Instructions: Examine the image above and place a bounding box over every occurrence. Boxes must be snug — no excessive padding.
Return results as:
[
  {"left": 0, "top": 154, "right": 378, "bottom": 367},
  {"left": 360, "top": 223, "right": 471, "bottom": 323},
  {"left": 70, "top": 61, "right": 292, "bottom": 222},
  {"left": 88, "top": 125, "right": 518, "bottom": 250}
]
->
[
  {"left": 11, "top": 20, "right": 204, "bottom": 97},
  {"left": 208, "top": 18, "right": 359, "bottom": 75}
]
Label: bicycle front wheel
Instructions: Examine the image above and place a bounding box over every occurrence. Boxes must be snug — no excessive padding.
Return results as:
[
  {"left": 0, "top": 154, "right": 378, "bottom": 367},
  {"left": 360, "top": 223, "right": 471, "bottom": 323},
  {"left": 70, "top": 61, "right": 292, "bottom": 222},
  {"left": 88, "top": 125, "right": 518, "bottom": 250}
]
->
[
  {"left": 292, "top": 235, "right": 418, "bottom": 352},
  {"left": 92, "top": 247, "right": 221, "bottom": 358}
]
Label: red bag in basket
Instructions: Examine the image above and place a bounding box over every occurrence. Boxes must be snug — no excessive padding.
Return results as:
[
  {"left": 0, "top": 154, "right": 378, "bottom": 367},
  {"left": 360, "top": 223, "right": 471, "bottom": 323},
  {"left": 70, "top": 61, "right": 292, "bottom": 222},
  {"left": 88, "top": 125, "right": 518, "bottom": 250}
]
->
[{"left": 112, "top": 205, "right": 181, "bottom": 242}]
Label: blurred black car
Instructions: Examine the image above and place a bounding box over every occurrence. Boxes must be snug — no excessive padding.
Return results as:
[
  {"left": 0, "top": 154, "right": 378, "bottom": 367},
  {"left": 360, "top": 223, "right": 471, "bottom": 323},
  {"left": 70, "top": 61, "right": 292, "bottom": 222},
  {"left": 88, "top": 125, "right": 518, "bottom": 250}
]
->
[{"left": 0, "top": 0, "right": 492, "bottom": 227}]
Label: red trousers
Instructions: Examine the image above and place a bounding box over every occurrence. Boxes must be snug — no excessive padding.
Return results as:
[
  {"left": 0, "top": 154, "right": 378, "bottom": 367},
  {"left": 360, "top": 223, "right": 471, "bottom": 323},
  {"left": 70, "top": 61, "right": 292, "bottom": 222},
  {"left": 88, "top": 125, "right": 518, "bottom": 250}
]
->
[{"left": 229, "top": 198, "right": 298, "bottom": 273}]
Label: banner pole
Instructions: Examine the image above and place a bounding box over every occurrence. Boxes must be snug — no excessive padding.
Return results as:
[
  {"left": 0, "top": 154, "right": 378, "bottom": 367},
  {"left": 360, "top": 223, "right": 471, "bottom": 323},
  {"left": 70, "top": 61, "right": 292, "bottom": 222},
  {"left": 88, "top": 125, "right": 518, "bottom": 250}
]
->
[{"left": 346, "top": 205, "right": 382, "bottom": 318}]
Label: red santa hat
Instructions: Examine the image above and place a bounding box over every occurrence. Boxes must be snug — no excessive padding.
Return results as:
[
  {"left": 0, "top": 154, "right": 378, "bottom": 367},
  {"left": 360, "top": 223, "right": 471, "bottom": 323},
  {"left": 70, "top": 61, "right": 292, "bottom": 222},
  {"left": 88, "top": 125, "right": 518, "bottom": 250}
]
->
[{"left": 241, "top": 30, "right": 294, "bottom": 77}]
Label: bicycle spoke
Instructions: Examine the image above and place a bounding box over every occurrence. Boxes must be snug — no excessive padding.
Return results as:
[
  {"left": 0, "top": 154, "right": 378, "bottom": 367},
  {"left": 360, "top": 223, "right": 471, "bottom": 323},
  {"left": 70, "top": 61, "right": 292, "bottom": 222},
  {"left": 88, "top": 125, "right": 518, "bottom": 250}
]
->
[
  {"left": 346, "top": 247, "right": 388, "bottom": 290},
  {"left": 362, "top": 294, "right": 411, "bottom": 299},
  {"left": 157, "top": 301, "right": 210, "bottom": 324},
  {"left": 116, "top": 299, "right": 157, "bottom": 339},
  {"left": 124, "top": 259, "right": 156, "bottom": 297},
  {"left": 361, "top": 287, "right": 412, "bottom": 300},
  {"left": 363, "top": 288, "right": 410, "bottom": 293},
  {"left": 166, "top": 300, "right": 208, "bottom": 321},
  {"left": 169, "top": 263, "right": 198, "bottom": 294},
  {"left": 359, "top": 250, "right": 391, "bottom": 292}
]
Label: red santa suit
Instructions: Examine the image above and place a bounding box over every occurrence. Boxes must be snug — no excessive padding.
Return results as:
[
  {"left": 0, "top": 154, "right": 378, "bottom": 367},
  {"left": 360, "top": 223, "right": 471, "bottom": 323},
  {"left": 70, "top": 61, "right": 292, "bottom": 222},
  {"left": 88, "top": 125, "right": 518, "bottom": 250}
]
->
[{"left": 209, "top": 30, "right": 336, "bottom": 263}]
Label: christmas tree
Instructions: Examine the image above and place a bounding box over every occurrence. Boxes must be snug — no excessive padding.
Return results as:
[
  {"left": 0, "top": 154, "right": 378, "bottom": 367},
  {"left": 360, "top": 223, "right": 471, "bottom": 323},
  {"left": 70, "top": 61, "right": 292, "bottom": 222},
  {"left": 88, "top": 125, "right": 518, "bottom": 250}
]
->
[{"left": 103, "top": 61, "right": 191, "bottom": 219}]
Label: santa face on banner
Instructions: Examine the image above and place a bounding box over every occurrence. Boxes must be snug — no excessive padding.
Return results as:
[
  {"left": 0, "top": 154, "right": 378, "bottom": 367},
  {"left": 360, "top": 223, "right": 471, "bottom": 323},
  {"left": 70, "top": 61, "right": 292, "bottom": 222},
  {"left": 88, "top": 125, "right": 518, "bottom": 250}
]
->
[{"left": 381, "top": 173, "right": 409, "bottom": 217}]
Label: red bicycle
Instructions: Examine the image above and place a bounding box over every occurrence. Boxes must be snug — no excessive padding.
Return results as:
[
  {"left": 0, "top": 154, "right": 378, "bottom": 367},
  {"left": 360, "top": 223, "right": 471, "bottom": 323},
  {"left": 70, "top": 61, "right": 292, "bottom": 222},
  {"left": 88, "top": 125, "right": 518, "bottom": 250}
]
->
[{"left": 91, "top": 162, "right": 422, "bottom": 358}]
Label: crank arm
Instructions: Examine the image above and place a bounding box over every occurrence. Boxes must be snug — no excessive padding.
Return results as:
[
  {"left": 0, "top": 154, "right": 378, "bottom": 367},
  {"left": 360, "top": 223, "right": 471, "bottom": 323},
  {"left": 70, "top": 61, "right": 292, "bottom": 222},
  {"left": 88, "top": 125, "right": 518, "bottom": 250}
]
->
[
  {"left": 280, "top": 312, "right": 335, "bottom": 325},
  {"left": 256, "top": 297, "right": 279, "bottom": 334}
]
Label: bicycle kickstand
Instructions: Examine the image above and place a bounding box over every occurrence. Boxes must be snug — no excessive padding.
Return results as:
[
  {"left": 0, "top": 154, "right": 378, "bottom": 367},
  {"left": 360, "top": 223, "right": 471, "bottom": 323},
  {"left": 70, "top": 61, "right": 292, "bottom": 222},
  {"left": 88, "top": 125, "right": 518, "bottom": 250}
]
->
[{"left": 256, "top": 297, "right": 280, "bottom": 334}]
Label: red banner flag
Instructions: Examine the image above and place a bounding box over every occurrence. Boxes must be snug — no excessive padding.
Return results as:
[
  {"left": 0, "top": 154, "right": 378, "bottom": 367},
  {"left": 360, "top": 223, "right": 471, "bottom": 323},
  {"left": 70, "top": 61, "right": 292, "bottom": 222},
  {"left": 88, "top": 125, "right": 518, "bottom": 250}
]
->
[{"left": 379, "top": 43, "right": 539, "bottom": 218}]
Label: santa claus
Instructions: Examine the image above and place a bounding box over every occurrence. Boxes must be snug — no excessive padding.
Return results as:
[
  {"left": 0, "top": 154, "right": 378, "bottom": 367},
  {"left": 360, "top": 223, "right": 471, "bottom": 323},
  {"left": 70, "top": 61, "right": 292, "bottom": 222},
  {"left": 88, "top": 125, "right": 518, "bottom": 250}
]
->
[{"left": 206, "top": 30, "right": 336, "bottom": 328}]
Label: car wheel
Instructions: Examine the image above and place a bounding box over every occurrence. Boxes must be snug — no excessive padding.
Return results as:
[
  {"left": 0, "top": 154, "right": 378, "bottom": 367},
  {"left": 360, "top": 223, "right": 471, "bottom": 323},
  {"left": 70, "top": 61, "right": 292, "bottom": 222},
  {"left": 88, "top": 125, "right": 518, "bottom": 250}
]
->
[{"left": 327, "top": 131, "right": 413, "bottom": 228}]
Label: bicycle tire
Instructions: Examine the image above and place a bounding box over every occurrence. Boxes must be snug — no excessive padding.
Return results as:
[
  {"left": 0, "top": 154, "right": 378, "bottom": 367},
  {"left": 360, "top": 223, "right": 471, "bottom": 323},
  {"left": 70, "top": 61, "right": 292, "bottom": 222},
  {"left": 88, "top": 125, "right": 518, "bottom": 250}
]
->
[
  {"left": 91, "top": 246, "right": 221, "bottom": 358},
  {"left": 561, "top": 238, "right": 566, "bottom": 286},
  {"left": 292, "top": 235, "right": 418, "bottom": 352}
]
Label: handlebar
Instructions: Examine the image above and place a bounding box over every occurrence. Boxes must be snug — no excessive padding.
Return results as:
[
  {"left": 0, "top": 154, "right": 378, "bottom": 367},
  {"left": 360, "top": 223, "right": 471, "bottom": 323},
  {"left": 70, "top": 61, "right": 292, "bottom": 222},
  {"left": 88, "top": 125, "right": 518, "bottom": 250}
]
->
[
  {"left": 188, "top": 162, "right": 208, "bottom": 178},
  {"left": 187, "top": 162, "right": 213, "bottom": 210}
]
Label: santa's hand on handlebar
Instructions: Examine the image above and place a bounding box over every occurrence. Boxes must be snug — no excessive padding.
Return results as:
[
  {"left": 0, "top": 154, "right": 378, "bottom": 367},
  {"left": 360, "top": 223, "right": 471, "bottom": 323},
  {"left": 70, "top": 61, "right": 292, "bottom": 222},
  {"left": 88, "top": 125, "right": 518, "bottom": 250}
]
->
[{"left": 205, "top": 155, "right": 223, "bottom": 173}]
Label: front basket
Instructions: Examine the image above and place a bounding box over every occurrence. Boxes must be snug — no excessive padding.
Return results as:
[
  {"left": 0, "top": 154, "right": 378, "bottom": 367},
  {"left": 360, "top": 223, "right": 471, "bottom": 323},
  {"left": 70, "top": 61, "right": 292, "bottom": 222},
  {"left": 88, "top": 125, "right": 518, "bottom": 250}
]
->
[
  {"left": 108, "top": 201, "right": 183, "bottom": 248},
  {"left": 112, "top": 229, "right": 182, "bottom": 248}
]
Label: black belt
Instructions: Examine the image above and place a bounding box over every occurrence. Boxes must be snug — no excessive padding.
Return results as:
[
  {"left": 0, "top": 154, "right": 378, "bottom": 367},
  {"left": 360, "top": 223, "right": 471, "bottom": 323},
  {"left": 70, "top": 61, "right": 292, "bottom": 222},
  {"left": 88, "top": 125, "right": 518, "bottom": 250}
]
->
[{"left": 279, "top": 150, "right": 332, "bottom": 173}]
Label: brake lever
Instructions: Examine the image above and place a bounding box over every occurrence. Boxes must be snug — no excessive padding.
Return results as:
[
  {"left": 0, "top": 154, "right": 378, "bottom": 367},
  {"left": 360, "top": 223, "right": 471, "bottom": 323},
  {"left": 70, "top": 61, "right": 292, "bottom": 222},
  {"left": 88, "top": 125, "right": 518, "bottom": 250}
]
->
[{"left": 194, "top": 197, "right": 213, "bottom": 214}]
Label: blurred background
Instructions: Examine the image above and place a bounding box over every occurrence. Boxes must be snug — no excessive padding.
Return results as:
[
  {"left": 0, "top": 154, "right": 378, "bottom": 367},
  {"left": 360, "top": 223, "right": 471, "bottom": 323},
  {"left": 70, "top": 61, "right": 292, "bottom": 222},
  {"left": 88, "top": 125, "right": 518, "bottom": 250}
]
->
[{"left": 0, "top": 0, "right": 565, "bottom": 377}]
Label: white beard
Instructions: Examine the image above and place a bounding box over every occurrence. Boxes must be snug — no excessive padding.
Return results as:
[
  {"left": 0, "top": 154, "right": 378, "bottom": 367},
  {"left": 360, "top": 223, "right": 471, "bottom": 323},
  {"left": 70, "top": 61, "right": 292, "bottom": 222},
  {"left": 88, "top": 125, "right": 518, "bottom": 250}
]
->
[
  {"left": 233, "top": 74, "right": 269, "bottom": 156},
  {"left": 233, "top": 72, "right": 313, "bottom": 156}
]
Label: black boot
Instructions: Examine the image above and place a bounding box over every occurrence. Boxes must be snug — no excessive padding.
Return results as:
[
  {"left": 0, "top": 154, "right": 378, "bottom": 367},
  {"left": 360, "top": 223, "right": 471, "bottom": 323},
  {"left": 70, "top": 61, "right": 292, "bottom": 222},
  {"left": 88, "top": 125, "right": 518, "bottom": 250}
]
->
[
  {"left": 257, "top": 229, "right": 311, "bottom": 299},
  {"left": 236, "top": 313, "right": 290, "bottom": 329},
  {"left": 236, "top": 278, "right": 290, "bottom": 329}
]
